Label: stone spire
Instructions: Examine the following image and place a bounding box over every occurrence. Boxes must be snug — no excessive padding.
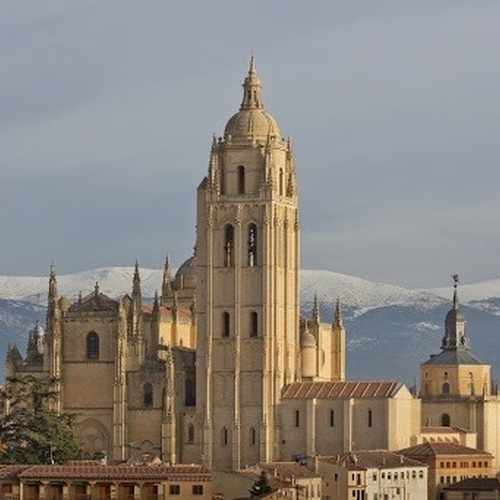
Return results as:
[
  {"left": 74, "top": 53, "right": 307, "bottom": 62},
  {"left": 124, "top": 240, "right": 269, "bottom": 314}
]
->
[
  {"left": 312, "top": 294, "right": 320, "bottom": 325},
  {"left": 48, "top": 261, "right": 57, "bottom": 304},
  {"left": 161, "top": 254, "right": 172, "bottom": 305},
  {"left": 132, "top": 260, "right": 141, "bottom": 302},
  {"left": 240, "top": 55, "right": 263, "bottom": 111},
  {"left": 333, "top": 299, "right": 344, "bottom": 329},
  {"left": 441, "top": 274, "right": 470, "bottom": 350},
  {"left": 46, "top": 262, "right": 58, "bottom": 333}
]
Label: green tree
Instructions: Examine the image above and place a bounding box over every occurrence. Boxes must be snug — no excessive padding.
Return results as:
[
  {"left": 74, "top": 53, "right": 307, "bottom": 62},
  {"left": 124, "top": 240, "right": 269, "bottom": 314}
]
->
[
  {"left": 0, "top": 375, "right": 82, "bottom": 464},
  {"left": 249, "top": 471, "right": 273, "bottom": 498}
]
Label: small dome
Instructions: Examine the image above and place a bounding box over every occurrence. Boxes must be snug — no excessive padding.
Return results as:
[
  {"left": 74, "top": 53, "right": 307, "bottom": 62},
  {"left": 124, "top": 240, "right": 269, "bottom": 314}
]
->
[
  {"left": 223, "top": 57, "right": 281, "bottom": 142},
  {"left": 224, "top": 109, "right": 280, "bottom": 141},
  {"left": 445, "top": 307, "right": 465, "bottom": 324},
  {"left": 301, "top": 328, "right": 317, "bottom": 348},
  {"left": 30, "top": 321, "right": 44, "bottom": 338},
  {"left": 173, "top": 256, "right": 196, "bottom": 291}
]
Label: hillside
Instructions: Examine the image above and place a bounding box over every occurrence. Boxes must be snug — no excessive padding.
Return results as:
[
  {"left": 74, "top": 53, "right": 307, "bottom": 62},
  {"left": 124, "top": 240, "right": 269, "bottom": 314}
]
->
[{"left": 1, "top": 267, "right": 500, "bottom": 383}]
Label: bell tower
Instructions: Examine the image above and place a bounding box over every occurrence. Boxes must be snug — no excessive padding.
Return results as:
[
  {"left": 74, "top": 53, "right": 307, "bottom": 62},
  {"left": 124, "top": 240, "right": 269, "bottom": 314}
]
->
[{"left": 196, "top": 58, "right": 299, "bottom": 471}]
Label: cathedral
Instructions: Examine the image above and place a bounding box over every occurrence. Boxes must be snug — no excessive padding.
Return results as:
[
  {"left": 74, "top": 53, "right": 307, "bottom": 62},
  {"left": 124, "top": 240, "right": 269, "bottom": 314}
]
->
[{"left": 5, "top": 58, "right": 500, "bottom": 473}]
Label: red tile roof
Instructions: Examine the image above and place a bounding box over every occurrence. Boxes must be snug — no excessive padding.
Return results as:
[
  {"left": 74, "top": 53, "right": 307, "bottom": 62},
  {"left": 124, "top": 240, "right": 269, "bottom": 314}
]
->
[
  {"left": 398, "top": 442, "right": 492, "bottom": 458},
  {"left": 319, "top": 451, "right": 426, "bottom": 470},
  {"left": 15, "top": 464, "right": 210, "bottom": 482},
  {"left": 281, "top": 381, "right": 401, "bottom": 399}
]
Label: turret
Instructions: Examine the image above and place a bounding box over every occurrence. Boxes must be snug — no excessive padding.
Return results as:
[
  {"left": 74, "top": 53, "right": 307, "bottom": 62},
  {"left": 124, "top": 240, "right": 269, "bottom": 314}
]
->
[
  {"left": 300, "top": 321, "right": 317, "bottom": 380},
  {"left": 331, "top": 300, "right": 346, "bottom": 381},
  {"left": 161, "top": 254, "right": 172, "bottom": 305}
]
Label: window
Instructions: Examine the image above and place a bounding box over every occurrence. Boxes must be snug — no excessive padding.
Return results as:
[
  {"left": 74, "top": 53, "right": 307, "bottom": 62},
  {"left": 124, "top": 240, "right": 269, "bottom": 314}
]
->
[
  {"left": 279, "top": 168, "right": 284, "bottom": 195},
  {"left": 86, "top": 332, "right": 99, "bottom": 360},
  {"left": 187, "top": 424, "right": 195, "bottom": 443},
  {"left": 238, "top": 165, "right": 245, "bottom": 194},
  {"left": 368, "top": 409, "right": 373, "bottom": 428},
  {"left": 248, "top": 224, "right": 258, "bottom": 266},
  {"left": 143, "top": 383, "right": 153, "bottom": 408},
  {"left": 222, "top": 312, "right": 230, "bottom": 337},
  {"left": 169, "top": 485, "right": 180, "bottom": 495},
  {"left": 193, "top": 485, "right": 204, "bottom": 495},
  {"left": 185, "top": 378, "right": 195, "bottom": 406},
  {"left": 295, "top": 410, "right": 300, "bottom": 427},
  {"left": 442, "top": 382, "right": 450, "bottom": 395},
  {"left": 222, "top": 427, "right": 228, "bottom": 446},
  {"left": 250, "top": 427, "right": 256, "bottom": 446},
  {"left": 224, "top": 224, "right": 235, "bottom": 267},
  {"left": 330, "top": 409, "right": 335, "bottom": 427},
  {"left": 419, "top": 470, "right": 424, "bottom": 479},
  {"left": 440, "top": 413, "right": 451, "bottom": 427},
  {"left": 250, "top": 311, "right": 258, "bottom": 337}
]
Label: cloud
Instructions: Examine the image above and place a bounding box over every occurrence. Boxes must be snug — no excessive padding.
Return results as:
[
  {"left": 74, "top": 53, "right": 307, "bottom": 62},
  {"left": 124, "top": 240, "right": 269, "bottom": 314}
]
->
[{"left": 0, "top": 1, "right": 499, "bottom": 287}]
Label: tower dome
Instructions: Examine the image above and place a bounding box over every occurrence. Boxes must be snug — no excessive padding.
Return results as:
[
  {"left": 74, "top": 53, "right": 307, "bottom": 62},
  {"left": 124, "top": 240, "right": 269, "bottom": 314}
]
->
[
  {"left": 224, "top": 57, "right": 281, "bottom": 141},
  {"left": 173, "top": 255, "right": 196, "bottom": 292}
]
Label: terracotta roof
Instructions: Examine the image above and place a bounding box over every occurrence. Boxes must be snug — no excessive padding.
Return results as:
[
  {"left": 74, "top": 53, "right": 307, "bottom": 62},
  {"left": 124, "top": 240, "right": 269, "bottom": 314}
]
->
[
  {"left": 258, "top": 462, "right": 320, "bottom": 479},
  {"left": 17, "top": 464, "right": 211, "bottom": 482},
  {"left": 398, "top": 442, "right": 492, "bottom": 458},
  {"left": 443, "top": 477, "right": 500, "bottom": 491},
  {"left": 319, "top": 451, "right": 426, "bottom": 470},
  {"left": 0, "top": 465, "right": 32, "bottom": 479},
  {"left": 281, "top": 381, "right": 401, "bottom": 399}
]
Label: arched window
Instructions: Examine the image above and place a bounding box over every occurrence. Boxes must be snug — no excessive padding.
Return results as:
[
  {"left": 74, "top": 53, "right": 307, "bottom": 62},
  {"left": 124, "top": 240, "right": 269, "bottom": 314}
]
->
[
  {"left": 86, "top": 332, "right": 99, "bottom": 360},
  {"left": 222, "top": 427, "right": 228, "bottom": 446},
  {"left": 222, "top": 312, "right": 230, "bottom": 338},
  {"left": 295, "top": 410, "right": 300, "bottom": 428},
  {"left": 368, "top": 409, "right": 373, "bottom": 428},
  {"left": 248, "top": 224, "right": 257, "bottom": 266},
  {"left": 444, "top": 372, "right": 448, "bottom": 379},
  {"left": 224, "top": 224, "right": 235, "bottom": 267},
  {"left": 468, "top": 373, "right": 475, "bottom": 395},
  {"left": 187, "top": 424, "right": 195, "bottom": 443},
  {"left": 442, "top": 382, "right": 450, "bottom": 395},
  {"left": 279, "top": 168, "right": 284, "bottom": 196},
  {"left": 143, "top": 383, "right": 153, "bottom": 408},
  {"left": 330, "top": 409, "right": 335, "bottom": 427},
  {"left": 440, "top": 413, "right": 451, "bottom": 427},
  {"left": 250, "top": 427, "right": 257, "bottom": 446},
  {"left": 185, "top": 378, "right": 195, "bottom": 406},
  {"left": 238, "top": 165, "right": 245, "bottom": 194},
  {"left": 250, "top": 311, "right": 258, "bottom": 337}
]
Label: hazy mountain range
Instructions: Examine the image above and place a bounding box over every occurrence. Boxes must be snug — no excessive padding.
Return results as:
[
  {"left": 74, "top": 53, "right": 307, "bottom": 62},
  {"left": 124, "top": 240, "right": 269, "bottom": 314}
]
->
[{"left": 1, "top": 267, "right": 500, "bottom": 384}]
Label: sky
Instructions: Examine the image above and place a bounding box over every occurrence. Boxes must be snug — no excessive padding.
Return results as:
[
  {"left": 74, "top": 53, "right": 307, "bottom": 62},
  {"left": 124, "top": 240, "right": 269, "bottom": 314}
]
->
[{"left": 0, "top": 1, "right": 499, "bottom": 288}]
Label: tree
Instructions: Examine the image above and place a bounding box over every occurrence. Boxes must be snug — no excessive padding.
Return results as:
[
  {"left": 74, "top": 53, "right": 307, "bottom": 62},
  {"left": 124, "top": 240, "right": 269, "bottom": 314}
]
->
[
  {"left": 0, "top": 375, "right": 82, "bottom": 464},
  {"left": 249, "top": 470, "right": 273, "bottom": 498}
]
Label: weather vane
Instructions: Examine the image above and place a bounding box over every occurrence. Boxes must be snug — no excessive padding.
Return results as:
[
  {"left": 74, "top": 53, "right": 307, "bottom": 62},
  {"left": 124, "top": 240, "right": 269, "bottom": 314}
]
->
[{"left": 451, "top": 273, "right": 459, "bottom": 287}]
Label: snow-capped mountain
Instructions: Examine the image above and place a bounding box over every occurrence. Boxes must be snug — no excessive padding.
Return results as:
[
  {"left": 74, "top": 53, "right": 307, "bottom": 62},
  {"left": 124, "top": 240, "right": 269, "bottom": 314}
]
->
[{"left": 1, "top": 267, "right": 500, "bottom": 384}]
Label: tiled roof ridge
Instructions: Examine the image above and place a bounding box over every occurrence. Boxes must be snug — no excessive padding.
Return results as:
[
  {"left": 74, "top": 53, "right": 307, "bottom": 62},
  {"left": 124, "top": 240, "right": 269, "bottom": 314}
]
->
[
  {"left": 399, "top": 441, "right": 492, "bottom": 456},
  {"left": 281, "top": 380, "right": 400, "bottom": 399}
]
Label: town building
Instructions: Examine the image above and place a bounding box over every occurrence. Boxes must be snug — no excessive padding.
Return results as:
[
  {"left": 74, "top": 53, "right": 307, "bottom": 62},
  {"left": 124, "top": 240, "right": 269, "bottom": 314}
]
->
[
  {"left": 398, "top": 442, "right": 493, "bottom": 499},
  {"left": 420, "top": 277, "right": 500, "bottom": 467},
  {"left": 314, "top": 450, "right": 428, "bottom": 500},
  {"left": 0, "top": 462, "right": 211, "bottom": 500},
  {"left": 442, "top": 477, "right": 500, "bottom": 499}
]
